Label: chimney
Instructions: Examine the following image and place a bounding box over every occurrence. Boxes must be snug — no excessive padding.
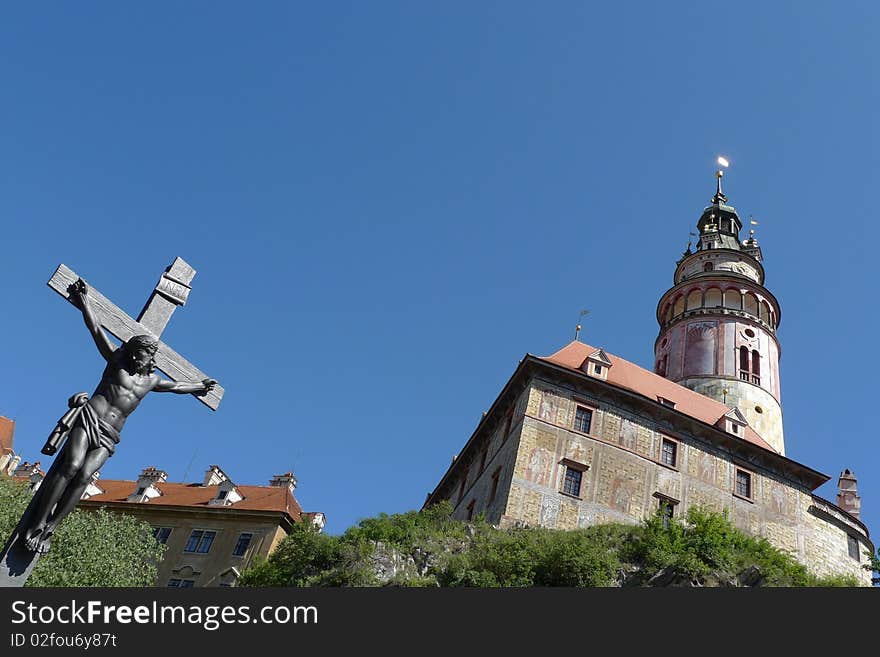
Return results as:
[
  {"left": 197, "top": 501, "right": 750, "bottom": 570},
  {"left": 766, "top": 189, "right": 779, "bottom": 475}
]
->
[
  {"left": 837, "top": 469, "right": 861, "bottom": 518},
  {"left": 128, "top": 466, "right": 166, "bottom": 503},
  {"left": 138, "top": 466, "right": 168, "bottom": 484},
  {"left": 0, "top": 416, "right": 14, "bottom": 455},
  {"left": 6, "top": 454, "right": 21, "bottom": 476},
  {"left": 203, "top": 465, "right": 228, "bottom": 487},
  {"left": 13, "top": 461, "right": 41, "bottom": 478},
  {"left": 270, "top": 472, "right": 297, "bottom": 492}
]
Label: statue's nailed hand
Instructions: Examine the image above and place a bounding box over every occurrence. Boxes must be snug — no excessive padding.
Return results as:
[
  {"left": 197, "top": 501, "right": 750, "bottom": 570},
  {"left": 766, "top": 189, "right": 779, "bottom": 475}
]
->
[
  {"left": 68, "top": 278, "right": 88, "bottom": 306},
  {"left": 201, "top": 378, "right": 218, "bottom": 393}
]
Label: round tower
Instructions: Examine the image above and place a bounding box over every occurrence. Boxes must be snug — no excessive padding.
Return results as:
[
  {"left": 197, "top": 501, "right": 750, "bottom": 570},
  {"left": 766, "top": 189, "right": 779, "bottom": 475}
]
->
[{"left": 654, "top": 170, "right": 785, "bottom": 454}]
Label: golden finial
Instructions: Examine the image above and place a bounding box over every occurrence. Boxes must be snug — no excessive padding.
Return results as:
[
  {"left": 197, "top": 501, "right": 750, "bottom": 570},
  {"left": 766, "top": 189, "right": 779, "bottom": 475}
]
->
[{"left": 713, "top": 156, "right": 729, "bottom": 204}]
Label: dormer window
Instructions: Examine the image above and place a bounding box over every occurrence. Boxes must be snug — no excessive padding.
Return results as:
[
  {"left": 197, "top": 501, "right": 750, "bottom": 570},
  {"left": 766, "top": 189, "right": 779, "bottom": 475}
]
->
[
  {"left": 719, "top": 408, "right": 748, "bottom": 437},
  {"left": 209, "top": 479, "right": 244, "bottom": 506},
  {"left": 582, "top": 349, "right": 612, "bottom": 381}
]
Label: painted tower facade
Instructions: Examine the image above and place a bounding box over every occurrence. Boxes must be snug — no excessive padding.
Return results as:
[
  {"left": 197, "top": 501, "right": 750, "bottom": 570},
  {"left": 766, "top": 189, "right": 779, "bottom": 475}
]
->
[{"left": 654, "top": 173, "right": 785, "bottom": 454}]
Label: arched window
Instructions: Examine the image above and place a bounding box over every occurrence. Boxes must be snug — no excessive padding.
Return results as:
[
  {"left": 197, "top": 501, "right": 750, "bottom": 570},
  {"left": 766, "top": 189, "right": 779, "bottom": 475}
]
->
[
  {"left": 705, "top": 288, "right": 722, "bottom": 308},
  {"left": 721, "top": 218, "right": 731, "bottom": 233},
  {"left": 703, "top": 261, "right": 714, "bottom": 272},
  {"left": 724, "top": 289, "right": 742, "bottom": 310},
  {"left": 739, "top": 346, "right": 750, "bottom": 380},
  {"left": 665, "top": 304, "right": 673, "bottom": 322},
  {"left": 686, "top": 289, "right": 702, "bottom": 311},
  {"left": 744, "top": 293, "right": 758, "bottom": 316},
  {"left": 759, "top": 301, "right": 770, "bottom": 324},
  {"left": 673, "top": 296, "right": 685, "bottom": 317},
  {"left": 751, "top": 350, "right": 761, "bottom": 383}
]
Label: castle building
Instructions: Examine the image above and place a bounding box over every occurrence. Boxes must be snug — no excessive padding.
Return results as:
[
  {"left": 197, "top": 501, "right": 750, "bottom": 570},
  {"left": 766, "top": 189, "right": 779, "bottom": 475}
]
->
[{"left": 424, "top": 171, "right": 873, "bottom": 585}]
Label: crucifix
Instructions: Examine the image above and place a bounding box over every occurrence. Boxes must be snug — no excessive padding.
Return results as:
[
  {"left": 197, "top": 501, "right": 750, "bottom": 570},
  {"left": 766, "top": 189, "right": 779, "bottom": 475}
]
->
[{"left": 0, "top": 257, "right": 223, "bottom": 587}]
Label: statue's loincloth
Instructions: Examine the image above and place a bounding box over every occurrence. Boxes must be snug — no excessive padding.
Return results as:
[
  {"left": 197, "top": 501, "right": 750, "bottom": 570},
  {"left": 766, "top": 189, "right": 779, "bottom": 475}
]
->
[
  {"left": 76, "top": 401, "right": 121, "bottom": 456},
  {"left": 41, "top": 394, "right": 121, "bottom": 457}
]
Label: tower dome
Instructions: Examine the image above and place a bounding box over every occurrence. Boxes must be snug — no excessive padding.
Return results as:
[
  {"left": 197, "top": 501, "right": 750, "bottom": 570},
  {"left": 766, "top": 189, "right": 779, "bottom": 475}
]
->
[{"left": 654, "top": 170, "right": 784, "bottom": 453}]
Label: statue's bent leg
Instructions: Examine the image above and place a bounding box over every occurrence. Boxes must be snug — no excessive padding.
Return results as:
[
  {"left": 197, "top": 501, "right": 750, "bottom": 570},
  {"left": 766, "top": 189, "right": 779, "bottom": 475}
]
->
[
  {"left": 23, "top": 426, "right": 89, "bottom": 552},
  {"left": 41, "top": 446, "right": 111, "bottom": 549}
]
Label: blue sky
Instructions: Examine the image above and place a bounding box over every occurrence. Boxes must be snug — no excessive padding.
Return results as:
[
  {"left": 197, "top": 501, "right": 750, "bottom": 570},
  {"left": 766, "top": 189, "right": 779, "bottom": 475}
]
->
[{"left": 1, "top": 3, "right": 877, "bottom": 546}]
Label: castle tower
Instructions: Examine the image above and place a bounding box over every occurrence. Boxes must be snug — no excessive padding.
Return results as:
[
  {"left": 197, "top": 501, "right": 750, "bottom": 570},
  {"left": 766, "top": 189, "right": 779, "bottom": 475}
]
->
[{"left": 654, "top": 169, "right": 785, "bottom": 454}]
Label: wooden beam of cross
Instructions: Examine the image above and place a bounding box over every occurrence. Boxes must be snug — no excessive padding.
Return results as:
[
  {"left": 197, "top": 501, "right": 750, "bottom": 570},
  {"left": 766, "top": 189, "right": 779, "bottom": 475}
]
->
[{"left": 47, "top": 258, "right": 224, "bottom": 410}]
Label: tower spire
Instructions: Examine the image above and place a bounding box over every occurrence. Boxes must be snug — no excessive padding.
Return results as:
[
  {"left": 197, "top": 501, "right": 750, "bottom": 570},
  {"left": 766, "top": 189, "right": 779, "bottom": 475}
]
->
[
  {"left": 712, "top": 169, "right": 727, "bottom": 205},
  {"left": 712, "top": 157, "right": 729, "bottom": 205}
]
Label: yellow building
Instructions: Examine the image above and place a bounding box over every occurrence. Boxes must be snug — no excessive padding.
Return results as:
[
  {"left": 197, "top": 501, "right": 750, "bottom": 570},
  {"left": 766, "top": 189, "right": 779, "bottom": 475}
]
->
[{"left": 79, "top": 465, "right": 324, "bottom": 587}]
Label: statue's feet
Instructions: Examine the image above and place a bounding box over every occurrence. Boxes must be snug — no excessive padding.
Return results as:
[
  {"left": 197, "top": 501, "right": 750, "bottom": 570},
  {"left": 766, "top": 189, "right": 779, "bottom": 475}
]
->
[
  {"left": 24, "top": 528, "right": 44, "bottom": 553},
  {"left": 36, "top": 532, "right": 52, "bottom": 555},
  {"left": 23, "top": 528, "right": 52, "bottom": 554}
]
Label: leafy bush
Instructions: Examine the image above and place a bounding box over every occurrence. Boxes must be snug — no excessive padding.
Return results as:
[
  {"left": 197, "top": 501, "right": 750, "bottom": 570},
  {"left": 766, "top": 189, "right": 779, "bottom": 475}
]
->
[
  {"left": 239, "top": 502, "right": 866, "bottom": 588},
  {"left": 0, "top": 476, "right": 165, "bottom": 586}
]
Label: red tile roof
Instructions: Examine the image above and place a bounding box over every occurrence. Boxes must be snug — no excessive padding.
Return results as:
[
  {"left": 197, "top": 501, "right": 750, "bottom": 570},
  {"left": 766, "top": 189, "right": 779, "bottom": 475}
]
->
[
  {"left": 539, "top": 341, "right": 777, "bottom": 453},
  {"left": 84, "top": 479, "right": 304, "bottom": 519}
]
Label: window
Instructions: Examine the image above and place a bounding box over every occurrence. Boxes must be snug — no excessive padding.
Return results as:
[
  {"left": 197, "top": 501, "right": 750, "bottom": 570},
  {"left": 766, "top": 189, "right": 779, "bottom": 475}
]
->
[
  {"left": 503, "top": 410, "right": 513, "bottom": 442},
  {"left": 659, "top": 499, "right": 675, "bottom": 529},
  {"left": 751, "top": 350, "right": 760, "bottom": 384},
  {"left": 232, "top": 532, "right": 253, "bottom": 557},
  {"left": 218, "top": 490, "right": 229, "bottom": 500},
  {"left": 731, "top": 423, "right": 739, "bottom": 434},
  {"left": 457, "top": 477, "right": 467, "bottom": 503},
  {"left": 703, "top": 262, "right": 713, "bottom": 272},
  {"left": 593, "top": 364, "right": 602, "bottom": 375},
  {"left": 168, "top": 579, "right": 195, "bottom": 588},
  {"left": 657, "top": 396, "right": 675, "bottom": 409},
  {"left": 562, "top": 466, "right": 583, "bottom": 497},
  {"left": 653, "top": 493, "right": 679, "bottom": 529},
  {"left": 466, "top": 500, "right": 476, "bottom": 521},
  {"left": 489, "top": 467, "right": 502, "bottom": 505},
  {"left": 152, "top": 527, "right": 172, "bottom": 544},
  {"left": 660, "top": 438, "right": 678, "bottom": 467},
  {"left": 135, "top": 487, "right": 146, "bottom": 495},
  {"left": 847, "top": 535, "right": 860, "bottom": 561},
  {"left": 184, "top": 529, "right": 217, "bottom": 554},
  {"left": 655, "top": 356, "right": 667, "bottom": 377},
  {"left": 574, "top": 406, "right": 593, "bottom": 434},
  {"left": 735, "top": 469, "right": 752, "bottom": 499},
  {"left": 479, "top": 447, "right": 488, "bottom": 473},
  {"left": 739, "top": 346, "right": 750, "bottom": 380}
]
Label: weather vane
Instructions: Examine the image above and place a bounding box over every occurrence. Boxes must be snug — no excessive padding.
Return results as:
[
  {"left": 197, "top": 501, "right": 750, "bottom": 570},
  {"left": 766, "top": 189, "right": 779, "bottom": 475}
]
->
[{"left": 575, "top": 309, "right": 589, "bottom": 341}]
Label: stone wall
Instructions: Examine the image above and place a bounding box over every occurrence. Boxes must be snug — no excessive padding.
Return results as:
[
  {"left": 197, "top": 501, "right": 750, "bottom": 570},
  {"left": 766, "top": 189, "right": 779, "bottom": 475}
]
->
[
  {"left": 497, "top": 379, "right": 872, "bottom": 585},
  {"left": 449, "top": 386, "right": 531, "bottom": 525}
]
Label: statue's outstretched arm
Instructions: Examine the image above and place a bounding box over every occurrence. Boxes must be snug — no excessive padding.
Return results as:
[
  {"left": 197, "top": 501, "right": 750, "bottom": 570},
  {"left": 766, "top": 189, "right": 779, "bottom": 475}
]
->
[
  {"left": 69, "top": 279, "right": 116, "bottom": 362},
  {"left": 153, "top": 378, "right": 217, "bottom": 395}
]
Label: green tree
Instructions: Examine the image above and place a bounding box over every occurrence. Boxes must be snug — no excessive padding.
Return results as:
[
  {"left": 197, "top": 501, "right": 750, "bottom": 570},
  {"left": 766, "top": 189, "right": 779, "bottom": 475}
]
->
[{"left": 0, "top": 476, "right": 165, "bottom": 586}]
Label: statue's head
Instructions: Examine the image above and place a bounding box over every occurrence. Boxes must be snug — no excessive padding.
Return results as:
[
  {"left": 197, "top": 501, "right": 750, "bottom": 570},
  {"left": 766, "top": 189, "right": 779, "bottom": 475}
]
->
[{"left": 124, "top": 334, "right": 158, "bottom": 374}]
